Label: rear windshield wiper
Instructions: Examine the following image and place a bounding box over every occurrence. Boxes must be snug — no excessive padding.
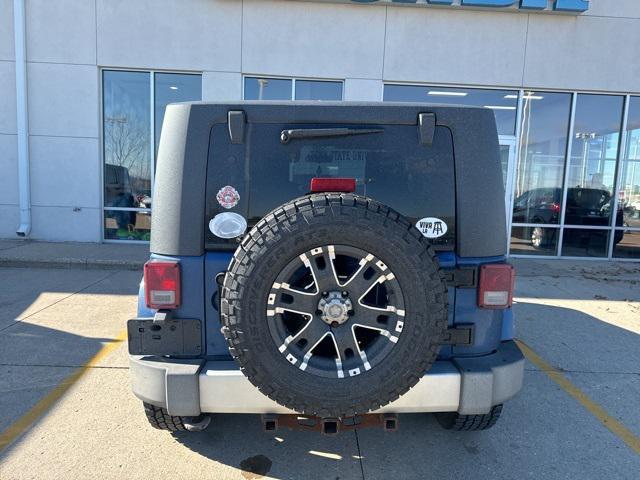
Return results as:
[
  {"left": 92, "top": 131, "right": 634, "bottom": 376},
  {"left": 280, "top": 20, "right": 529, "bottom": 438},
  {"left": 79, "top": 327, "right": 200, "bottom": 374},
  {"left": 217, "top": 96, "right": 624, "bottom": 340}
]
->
[{"left": 280, "top": 128, "right": 383, "bottom": 144}]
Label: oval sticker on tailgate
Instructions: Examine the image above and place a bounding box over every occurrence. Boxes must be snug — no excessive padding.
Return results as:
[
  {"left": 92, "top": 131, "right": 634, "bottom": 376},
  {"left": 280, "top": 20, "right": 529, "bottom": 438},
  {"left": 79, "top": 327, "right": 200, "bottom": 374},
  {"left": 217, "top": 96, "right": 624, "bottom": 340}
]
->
[{"left": 416, "top": 217, "right": 447, "bottom": 239}]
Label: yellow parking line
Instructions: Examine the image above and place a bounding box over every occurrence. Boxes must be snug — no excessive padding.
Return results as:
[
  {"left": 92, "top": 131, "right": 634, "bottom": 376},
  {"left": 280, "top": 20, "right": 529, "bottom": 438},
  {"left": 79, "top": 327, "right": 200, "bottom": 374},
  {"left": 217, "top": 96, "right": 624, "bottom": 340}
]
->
[
  {"left": 516, "top": 339, "right": 640, "bottom": 455},
  {"left": 0, "top": 330, "right": 127, "bottom": 453}
]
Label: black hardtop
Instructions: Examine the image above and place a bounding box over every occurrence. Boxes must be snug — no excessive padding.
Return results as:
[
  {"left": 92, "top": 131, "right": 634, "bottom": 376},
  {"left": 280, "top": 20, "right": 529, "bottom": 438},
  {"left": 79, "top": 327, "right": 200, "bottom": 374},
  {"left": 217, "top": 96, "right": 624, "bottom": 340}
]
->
[{"left": 151, "top": 101, "right": 506, "bottom": 258}]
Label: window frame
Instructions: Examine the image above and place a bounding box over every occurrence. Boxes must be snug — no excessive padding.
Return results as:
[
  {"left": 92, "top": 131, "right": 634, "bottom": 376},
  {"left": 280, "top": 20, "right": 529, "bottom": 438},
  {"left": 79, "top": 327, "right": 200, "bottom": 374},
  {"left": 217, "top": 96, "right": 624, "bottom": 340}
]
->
[
  {"left": 100, "top": 68, "right": 202, "bottom": 243},
  {"left": 242, "top": 75, "right": 344, "bottom": 101}
]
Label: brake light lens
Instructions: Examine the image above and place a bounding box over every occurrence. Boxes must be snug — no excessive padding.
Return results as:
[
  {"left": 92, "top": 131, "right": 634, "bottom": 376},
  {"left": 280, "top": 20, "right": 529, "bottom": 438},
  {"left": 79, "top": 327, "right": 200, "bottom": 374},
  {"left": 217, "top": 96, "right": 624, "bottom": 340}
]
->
[
  {"left": 550, "top": 202, "right": 561, "bottom": 213},
  {"left": 310, "top": 177, "right": 356, "bottom": 193},
  {"left": 144, "top": 260, "right": 181, "bottom": 309},
  {"left": 478, "top": 264, "right": 515, "bottom": 309}
]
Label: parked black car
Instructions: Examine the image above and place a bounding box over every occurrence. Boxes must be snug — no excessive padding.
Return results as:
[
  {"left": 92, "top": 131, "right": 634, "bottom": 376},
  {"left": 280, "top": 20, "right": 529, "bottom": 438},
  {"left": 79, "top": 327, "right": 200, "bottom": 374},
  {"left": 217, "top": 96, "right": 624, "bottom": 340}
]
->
[{"left": 512, "top": 187, "right": 624, "bottom": 249}]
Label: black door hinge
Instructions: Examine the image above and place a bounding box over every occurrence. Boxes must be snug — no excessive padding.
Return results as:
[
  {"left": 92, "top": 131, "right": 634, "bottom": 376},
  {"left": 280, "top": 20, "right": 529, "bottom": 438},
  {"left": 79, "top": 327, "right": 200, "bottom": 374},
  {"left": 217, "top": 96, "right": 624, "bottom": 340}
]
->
[
  {"left": 444, "top": 267, "right": 476, "bottom": 288},
  {"left": 441, "top": 325, "right": 474, "bottom": 346}
]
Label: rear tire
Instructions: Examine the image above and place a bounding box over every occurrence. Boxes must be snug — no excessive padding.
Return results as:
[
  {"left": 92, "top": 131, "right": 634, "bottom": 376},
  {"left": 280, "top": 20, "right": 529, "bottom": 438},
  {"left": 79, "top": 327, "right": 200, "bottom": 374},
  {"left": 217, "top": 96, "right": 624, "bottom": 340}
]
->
[
  {"left": 143, "top": 402, "right": 187, "bottom": 432},
  {"left": 435, "top": 404, "right": 503, "bottom": 431}
]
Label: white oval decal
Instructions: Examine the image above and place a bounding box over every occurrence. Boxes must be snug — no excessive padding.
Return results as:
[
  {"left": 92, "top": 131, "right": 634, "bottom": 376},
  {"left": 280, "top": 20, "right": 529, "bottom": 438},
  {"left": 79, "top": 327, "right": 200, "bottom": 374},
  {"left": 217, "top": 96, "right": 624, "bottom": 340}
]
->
[{"left": 416, "top": 217, "right": 448, "bottom": 239}]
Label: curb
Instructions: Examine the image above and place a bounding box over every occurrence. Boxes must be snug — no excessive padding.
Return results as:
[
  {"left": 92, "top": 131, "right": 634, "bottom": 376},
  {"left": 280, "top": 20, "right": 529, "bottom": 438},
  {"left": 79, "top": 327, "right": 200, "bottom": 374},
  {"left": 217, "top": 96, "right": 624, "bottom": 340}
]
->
[{"left": 0, "top": 258, "right": 144, "bottom": 271}]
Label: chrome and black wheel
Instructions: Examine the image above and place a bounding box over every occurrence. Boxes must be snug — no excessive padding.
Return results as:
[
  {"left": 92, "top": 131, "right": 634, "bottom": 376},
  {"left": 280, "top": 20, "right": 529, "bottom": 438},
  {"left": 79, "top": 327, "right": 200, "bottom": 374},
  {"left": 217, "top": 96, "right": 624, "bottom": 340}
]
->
[
  {"left": 267, "top": 244, "right": 405, "bottom": 379},
  {"left": 221, "top": 194, "right": 448, "bottom": 418}
]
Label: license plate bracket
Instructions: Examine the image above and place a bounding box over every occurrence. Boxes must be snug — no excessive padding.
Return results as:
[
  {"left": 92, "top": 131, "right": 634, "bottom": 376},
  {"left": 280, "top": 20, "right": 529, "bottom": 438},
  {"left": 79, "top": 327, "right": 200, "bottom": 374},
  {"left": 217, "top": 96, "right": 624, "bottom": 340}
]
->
[{"left": 127, "top": 318, "right": 202, "bottom": 356}]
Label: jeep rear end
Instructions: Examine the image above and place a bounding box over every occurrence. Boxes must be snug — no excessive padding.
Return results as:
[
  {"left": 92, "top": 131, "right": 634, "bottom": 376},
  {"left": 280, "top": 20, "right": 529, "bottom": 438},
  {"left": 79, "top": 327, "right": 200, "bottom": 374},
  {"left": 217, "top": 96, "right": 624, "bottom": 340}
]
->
[{"left": 127, "top": 101, "right": 524, "bottom": 433}]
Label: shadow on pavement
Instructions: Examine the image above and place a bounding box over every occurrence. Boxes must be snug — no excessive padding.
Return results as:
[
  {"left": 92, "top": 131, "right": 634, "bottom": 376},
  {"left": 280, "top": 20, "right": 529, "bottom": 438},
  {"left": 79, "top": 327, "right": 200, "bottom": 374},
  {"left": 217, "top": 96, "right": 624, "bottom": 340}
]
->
[{"left": 0, "top": 268, "right": 139, "bottom": 435}]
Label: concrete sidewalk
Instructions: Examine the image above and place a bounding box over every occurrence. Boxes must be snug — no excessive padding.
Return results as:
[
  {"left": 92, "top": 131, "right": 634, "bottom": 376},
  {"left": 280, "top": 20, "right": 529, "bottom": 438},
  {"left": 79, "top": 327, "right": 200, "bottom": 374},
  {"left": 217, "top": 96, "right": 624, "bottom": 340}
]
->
[
  {"left": 0, "top": 239, "right": 148, "bottom": 270},
  {"left": 2, "top": 238, "right": 639, "bottom": 275}
]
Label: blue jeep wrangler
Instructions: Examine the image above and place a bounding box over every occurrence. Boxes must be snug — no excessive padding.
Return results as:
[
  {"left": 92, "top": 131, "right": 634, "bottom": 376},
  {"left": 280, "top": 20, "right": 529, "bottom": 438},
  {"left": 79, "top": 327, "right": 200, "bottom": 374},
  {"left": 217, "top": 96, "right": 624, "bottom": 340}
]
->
[{"left": 128, "top": 101, "right": 524, "bottom": 434}]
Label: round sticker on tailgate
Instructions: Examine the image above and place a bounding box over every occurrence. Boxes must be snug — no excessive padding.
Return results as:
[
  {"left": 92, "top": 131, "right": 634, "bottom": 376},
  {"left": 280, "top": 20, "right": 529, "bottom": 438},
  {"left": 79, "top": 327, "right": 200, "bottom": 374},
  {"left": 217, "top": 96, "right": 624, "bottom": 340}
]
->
[
  {"left": 216, "top": 185, "right": 240, "bottom": 209},
  {"left": 416, "top": 217, "right": 447, "bottom": 239}
]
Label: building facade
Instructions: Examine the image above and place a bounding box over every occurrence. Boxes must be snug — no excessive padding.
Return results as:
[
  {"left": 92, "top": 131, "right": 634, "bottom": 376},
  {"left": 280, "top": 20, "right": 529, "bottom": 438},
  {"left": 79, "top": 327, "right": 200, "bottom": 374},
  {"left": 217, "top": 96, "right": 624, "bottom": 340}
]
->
[{"left": 1, "top": 0, "right": 639, "bottom": 260}]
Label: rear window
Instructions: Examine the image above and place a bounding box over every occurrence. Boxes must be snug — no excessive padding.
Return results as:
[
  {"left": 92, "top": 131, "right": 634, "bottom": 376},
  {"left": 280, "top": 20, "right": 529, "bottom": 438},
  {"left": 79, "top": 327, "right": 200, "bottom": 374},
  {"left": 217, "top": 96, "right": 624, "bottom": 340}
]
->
[{"left": 205, "top": 122, "right": 455, "bottom": 250}]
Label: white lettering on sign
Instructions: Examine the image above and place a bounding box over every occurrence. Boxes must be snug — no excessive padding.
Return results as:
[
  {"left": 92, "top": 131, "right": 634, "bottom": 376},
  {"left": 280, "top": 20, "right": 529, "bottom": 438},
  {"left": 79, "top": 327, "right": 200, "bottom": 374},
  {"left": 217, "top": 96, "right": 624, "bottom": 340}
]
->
[{"left": 416, "top": 217, "right": 448, "bottom": 239}]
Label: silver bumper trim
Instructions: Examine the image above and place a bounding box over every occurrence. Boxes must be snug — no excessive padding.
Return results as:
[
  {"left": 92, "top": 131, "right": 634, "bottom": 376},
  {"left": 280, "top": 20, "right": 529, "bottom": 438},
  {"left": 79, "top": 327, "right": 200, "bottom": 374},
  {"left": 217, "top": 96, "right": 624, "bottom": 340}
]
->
[{"left": 130, "top": 341, "right": 524, "bottom": 416}]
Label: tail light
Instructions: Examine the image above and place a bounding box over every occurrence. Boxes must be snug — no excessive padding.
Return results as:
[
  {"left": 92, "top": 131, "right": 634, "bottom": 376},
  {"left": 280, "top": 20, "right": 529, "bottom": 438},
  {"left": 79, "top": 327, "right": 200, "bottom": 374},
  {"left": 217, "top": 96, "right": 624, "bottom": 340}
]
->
[
  {"left": 144, "top": 260, "right": 181, "bottom": 309},
  {"left": 310, "top": 177, "right": 356, "bottom": 193},
  {"left": 550, "top": 202, "right": 561, "bottom": 214},
  {"left": 478, "top": 264, "right": 515, "bottom": 309}
]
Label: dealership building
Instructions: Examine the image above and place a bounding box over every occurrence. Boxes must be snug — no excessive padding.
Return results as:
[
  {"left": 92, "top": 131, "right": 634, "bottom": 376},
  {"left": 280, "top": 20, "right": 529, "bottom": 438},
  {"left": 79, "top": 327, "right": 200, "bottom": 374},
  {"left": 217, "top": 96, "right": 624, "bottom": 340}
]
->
[{"left": 1, "top": 0, "right": 639, "bottom": 260}]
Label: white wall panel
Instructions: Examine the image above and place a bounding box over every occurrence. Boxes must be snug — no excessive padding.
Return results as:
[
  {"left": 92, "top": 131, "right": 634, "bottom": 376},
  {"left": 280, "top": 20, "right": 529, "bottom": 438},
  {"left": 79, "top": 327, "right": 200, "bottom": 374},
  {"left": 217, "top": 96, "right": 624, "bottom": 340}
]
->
[
  {"left": 242, "top": 0, "right": 386, "bottom": 79},
  {"left": 97, "top": 0, "right": 241, "bottom": 72},
  {"left": 30, "top": 136, "right": 100, "bottom": 208},
  {"left": 0, "top": 61, "right": 16, "bottom": 134},
  {"left": 203, "top": 71, "right": 242, "bottom": 101},
  {"left": 0, "top": 134, "right": 18, "bottom": 205},
  {"left": 384, "top": 7, "right": 528, "bottom": 87},
  {"left": 344, "top": 78, "right": 383, "bottom": 101},
  {"left": 0, "top": 0, "right": 14, "bottom": 61},
  {"left": 30, "top": 206, "right": 101, "bottom": 242},
  {"left": 585, "top": 0, "right": 640, "bottom": 19},
  {"left": 0, "top": 205, "right": 19, "bottom": 237},
  {"left": 26, "top": 0, "right": 96, "bottom": 64},
  {"left": 27, "top": 62, "right": 98, "bottom": 138},
  {"left": 524, "top": 15, "right": 640, "bottom": 93}
]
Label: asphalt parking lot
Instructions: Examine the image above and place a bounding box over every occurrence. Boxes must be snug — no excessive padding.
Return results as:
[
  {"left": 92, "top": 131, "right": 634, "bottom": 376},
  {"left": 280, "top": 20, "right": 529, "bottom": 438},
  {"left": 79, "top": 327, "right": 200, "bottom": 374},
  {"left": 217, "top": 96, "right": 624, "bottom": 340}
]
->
[{"left": 0, "top": 260, "right": 639, "bottom": 479}]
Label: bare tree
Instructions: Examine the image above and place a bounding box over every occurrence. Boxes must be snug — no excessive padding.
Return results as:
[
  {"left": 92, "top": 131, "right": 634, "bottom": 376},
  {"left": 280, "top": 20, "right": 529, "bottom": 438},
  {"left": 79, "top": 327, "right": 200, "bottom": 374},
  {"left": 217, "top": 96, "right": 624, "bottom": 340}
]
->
[{"left": 104, "top": 115, "right": 150, "bottom": 182}]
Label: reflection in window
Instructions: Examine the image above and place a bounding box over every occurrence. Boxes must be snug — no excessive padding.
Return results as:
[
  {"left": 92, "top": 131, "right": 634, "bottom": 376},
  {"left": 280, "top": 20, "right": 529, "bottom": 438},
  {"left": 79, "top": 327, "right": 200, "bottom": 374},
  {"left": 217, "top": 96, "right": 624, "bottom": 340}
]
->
[
  {"left": 154, "top": 73, "right": 202, "bottom": 157},
  {"left": 104, "top": 210, "right": 151, "bottom": 241},
  {"left": 510, "top": 226, "right": 559, "bottom": 256},
  {"left": 613, "top": 230, "right": 640, "bottom": 259},
  {"left": 514, "top": 91, "right": 572, "bottom": 226},
  {"left": 244, "top": 77, "right": 344, "bottom": 101},
  {"left": 619, "top": 96, "right": 640, "bottom": 229},
  {"left": 383, "top": 85, "right": 518, "bottom": 135},
  {"left": 562, "top": 228, "right": 610, "bottom": 258},
  {"left": 103, "top": 71, "right": 151, "bottom": 210},
  {"left": 567, "top": 94, "right": 623, "bottom": 226},
  {"left": 244, "top": 77, "right": 292, "bottom": 100},
  {"left": 295, "top": 80, "right": 342, "bottom": 101},
  {"left": 102, "top": 70, "right": 201, "bottom": 241}
]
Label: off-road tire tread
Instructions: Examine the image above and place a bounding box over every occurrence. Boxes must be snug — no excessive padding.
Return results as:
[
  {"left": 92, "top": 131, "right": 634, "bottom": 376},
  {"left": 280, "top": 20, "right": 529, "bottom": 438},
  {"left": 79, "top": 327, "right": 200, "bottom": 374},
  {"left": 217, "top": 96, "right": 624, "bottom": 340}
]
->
[
  {"left": 437, "top": 404, "right": 503, "bottom": 431},
  {"left": 143, "top": 402, "right": 187, "bottom": 432},
  {"left": 221, "top": 193, "right": 448, "bottom": 418}
]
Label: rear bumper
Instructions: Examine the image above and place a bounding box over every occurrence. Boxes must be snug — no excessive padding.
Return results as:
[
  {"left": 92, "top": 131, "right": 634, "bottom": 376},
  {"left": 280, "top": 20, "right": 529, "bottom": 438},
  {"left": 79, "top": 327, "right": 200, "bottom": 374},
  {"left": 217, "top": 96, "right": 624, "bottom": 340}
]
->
[{"left": 129, "top": 340, "right": 524, "bottom": 417}]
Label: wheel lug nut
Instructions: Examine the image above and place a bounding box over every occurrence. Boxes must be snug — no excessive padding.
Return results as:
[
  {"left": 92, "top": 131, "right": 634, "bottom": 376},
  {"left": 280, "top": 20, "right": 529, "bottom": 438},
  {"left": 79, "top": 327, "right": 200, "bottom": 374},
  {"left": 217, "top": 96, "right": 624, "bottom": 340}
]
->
[
  {"left": 322, "top": 291, "right": 328, "bottom": 297},
  {"left": 341, "top": 291, "right": 348, "bottom": 297},
  {"left": 331, "top": 321, "right": 339, "bottom": 328}
]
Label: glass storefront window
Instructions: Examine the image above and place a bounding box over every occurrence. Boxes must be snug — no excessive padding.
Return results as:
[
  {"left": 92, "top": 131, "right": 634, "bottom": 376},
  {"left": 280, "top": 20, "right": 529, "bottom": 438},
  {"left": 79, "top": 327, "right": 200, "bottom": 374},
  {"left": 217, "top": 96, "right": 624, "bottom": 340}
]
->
[
  {"left": 244, "top": 77, "right": 344, "bottom": 101},
  {"left": 566, "top": 94, "right": 623, "bottom": 226},
  {"left": 513, "top": 91, "right": 572, "bottom": 226},
  {"left": 613, "top": 230, "right": 640, "bottom": 259},
  {"left": 561, "top": 228, "right": 610, "bottom": 258},
  {"left": 383, "top": 85, "right": 518, "bottom": 135},
  {"left": 244, "top": 77, "right": 292, "bottom": 100},
  {"left": 102, "top": 70, "right": 201, "bottom": 241},
  {"left": 510, "top": 226, "right": 559, "bottom": 256},
  {"left": 103, "top": 71, "right": 151, "bottom": 211},
  {"left": 154, "top": 73, "right": 202, "bottom": 157},
  {"left": 619, "top": 96, "right": 640, "bottom": 229},
  {"left": 295, "top": 80, "right": 342, "bottom": 100},
  {"left": 104, "top": 210, "right": 151, "bottom": 241}
]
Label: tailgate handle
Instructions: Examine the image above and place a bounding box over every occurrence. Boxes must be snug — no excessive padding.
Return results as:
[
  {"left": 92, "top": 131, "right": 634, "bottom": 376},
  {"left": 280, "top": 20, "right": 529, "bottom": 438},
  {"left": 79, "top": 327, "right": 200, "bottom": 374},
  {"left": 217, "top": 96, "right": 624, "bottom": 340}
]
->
[
  {"left": 228, "top": 110, "right": 246, "bottom": 144},
  {"left": 418, "top": 113, "right": 435, "bottom": 145}
]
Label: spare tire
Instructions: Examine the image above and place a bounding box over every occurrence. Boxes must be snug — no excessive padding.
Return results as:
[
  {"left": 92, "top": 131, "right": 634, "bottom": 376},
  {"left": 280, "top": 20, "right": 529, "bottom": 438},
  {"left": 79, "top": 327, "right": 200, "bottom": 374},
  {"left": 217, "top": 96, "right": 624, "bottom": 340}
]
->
[{"left": 221, "top": 194, "right": 448, "bottom": 418}]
